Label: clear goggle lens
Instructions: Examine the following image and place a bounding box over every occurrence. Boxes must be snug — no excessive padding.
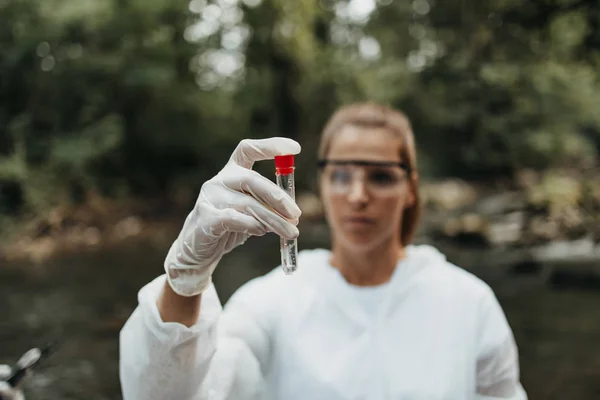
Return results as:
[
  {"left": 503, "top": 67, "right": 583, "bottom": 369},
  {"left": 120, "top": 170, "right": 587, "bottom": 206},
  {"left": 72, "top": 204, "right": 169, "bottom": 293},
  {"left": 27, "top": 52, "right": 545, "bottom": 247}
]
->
[{"left": 318, "top": 160, "right": 411, "bottom": 197}]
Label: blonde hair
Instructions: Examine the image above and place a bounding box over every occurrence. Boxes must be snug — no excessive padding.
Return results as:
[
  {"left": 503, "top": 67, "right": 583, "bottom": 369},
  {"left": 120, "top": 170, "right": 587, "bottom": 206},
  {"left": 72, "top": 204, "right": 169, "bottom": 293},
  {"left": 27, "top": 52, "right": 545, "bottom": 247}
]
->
[{"left": 317, "top": 102, "right": 421, "bottom": 245}]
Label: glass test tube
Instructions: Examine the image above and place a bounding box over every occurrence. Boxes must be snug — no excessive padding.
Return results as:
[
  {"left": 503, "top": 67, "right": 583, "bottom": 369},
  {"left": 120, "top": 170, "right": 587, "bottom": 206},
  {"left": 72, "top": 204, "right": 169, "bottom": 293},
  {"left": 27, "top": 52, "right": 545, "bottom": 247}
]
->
[{"left": 274, "top": 154, "right": 298, "bottom": 274}]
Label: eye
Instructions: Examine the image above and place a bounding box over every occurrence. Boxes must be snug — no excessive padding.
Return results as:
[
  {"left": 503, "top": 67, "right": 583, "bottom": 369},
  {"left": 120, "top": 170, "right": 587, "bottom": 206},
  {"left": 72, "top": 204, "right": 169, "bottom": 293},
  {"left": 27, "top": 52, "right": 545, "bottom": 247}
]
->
[
  {"left": 330, "top": 168, "right": 352, "bottom": 185},
  {"left": 369, "top": 170, "right": 398, "bottom": 186}
]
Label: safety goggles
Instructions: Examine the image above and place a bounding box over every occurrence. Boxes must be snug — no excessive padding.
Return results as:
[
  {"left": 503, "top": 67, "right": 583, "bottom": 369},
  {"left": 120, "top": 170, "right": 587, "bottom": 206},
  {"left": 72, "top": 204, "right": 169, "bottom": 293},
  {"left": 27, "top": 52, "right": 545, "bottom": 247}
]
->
[{"left": 317, "top": 159, "right": 412, "bottom": 197}]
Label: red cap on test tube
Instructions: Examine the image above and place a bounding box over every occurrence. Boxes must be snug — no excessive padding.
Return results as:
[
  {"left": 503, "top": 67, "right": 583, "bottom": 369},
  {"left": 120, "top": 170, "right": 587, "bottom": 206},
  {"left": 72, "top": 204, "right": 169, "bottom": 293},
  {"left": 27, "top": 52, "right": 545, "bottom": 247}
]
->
[{"left": 274, "top": 154, "right": 295, "bottom": 175}]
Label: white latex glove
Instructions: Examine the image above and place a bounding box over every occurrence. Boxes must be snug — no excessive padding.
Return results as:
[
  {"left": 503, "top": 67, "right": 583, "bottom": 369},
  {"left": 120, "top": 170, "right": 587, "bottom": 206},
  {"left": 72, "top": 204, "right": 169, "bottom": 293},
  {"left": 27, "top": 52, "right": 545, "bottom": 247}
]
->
[
  {"left": 165, "top": 137, "right": 302, "bottom": 296},
  {"left": 0, "top": 365, "right": 24, "bottom": 400}
]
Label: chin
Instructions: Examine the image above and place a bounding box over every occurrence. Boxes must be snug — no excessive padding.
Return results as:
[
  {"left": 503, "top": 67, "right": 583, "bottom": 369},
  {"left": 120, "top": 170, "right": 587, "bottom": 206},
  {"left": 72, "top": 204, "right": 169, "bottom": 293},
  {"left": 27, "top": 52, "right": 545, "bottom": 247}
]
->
[{"left": 336, "top": 230, "right": 390, "bottom": 252}]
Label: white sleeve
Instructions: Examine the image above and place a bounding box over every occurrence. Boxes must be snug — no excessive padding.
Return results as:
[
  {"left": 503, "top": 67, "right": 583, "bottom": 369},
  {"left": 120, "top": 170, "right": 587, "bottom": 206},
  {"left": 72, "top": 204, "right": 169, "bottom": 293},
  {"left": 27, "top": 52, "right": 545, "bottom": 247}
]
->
[
  {"left": 119, "top": 275, "right": 222, "bottom": 400},
  {"left": 119, "top": 274, "right": 273, "bottom": 400},
  {"left": 475, "top": 288, "right": 528, "bottom": 400}
]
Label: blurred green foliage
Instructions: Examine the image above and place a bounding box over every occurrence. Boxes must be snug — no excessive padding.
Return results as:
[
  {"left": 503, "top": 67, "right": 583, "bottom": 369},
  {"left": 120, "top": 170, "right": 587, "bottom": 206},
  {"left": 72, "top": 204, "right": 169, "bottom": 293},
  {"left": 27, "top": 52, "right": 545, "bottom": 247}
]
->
[{"left": 1, "top": 0, "right": 599, "bottom": 219}]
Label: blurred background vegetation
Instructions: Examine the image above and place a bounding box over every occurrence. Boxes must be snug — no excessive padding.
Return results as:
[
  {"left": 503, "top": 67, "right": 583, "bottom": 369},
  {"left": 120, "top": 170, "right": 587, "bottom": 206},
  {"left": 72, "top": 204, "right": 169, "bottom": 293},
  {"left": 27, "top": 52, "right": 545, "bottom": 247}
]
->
[
  {"left": 2, "top": 1, "right": 600, "bottom": 399},
  {"left": 1, "top": 0, "right": 599, "bottom": 232}
]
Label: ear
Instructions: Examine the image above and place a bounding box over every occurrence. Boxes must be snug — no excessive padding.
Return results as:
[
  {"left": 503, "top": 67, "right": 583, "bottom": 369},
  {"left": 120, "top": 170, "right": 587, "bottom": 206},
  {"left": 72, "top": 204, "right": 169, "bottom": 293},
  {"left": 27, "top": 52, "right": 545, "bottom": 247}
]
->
[
  {"left": 405, "top": 171, "right": 419, "bottom": 208},
  {"left": 405, "top": 191, "right": 416, "bottom": 208}
]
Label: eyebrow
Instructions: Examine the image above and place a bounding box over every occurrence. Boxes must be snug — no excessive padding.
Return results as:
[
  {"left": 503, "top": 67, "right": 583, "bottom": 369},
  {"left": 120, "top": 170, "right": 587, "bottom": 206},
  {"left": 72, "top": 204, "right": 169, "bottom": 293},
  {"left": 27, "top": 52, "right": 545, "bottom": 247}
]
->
[{"left": 317, "top": 159, "right": 412, "bottom": 172}]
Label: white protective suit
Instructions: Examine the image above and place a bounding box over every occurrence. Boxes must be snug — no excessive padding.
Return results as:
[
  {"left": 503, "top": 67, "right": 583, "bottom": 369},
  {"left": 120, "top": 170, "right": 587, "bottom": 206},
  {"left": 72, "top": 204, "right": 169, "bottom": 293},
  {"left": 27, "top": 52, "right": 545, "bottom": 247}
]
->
[{"left": 119, "top": 244, "right": 528, "bottom": 400}]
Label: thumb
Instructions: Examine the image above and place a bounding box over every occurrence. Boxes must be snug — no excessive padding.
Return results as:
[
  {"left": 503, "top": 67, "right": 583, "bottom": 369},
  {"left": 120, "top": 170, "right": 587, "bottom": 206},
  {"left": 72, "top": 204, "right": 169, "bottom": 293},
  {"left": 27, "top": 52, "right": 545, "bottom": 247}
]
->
[{"left": 229, "top": 138, "right": 300, "bottom": 169}]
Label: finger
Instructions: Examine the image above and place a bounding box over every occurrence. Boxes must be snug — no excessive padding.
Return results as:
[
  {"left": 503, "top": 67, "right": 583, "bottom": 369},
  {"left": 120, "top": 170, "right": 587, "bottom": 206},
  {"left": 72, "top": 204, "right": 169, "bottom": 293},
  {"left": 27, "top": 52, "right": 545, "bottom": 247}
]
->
[
  {"left": 221, "top": 164, "right": 301, "bottom": 219},
  {"left": 245, "top": 205, "right": 299, "bottom": 240},
  {"left": 223, "top": 191, "right": 299, "bottom": 239},
  {"left": 219, "top": 209, "right": 274, "bottom": 237},
  {"left": 197, "top": 204, "right": 268, "bottom": 239},
  {"left": 230, "top": 138, "right": 300, "bottom": 169}
]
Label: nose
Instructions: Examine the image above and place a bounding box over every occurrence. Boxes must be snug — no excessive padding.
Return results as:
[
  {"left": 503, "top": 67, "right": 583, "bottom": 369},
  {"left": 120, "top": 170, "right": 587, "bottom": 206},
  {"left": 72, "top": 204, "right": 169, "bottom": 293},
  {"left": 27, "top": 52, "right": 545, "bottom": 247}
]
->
[{"left": 347, "top": 178, "right": 369, "bottom": 204}]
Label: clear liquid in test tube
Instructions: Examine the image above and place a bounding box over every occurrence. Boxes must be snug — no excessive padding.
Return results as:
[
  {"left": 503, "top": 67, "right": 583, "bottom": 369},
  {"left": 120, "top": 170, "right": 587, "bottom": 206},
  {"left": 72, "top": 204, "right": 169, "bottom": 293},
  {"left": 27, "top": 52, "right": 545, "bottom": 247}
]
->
[{"left": 274, "top": 154, "right": 298, "bottom": 274}]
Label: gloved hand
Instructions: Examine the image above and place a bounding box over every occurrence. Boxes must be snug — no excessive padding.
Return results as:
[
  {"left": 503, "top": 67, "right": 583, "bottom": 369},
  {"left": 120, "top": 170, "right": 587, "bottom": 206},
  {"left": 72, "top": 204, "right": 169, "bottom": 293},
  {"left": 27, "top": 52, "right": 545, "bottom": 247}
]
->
[
  {"left": 164, "top": 137, "right": 302, "bottom": 296},
  {"left": 0, "top": 365, "right": 24, "bottom": 400}
]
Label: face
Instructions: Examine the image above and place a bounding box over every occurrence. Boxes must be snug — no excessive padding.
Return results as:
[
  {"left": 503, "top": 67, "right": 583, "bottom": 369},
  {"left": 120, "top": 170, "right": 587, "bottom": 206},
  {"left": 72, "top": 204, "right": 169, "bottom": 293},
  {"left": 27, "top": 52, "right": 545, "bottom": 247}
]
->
[{"left": 320, "top": 125, "right": 414, "bottom": 252}]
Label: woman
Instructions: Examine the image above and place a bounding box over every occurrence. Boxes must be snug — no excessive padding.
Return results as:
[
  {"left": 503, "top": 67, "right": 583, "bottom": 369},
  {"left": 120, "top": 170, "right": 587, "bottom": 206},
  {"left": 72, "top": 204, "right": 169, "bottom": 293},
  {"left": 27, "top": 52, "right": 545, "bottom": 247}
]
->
[{"left": 120, "top": 103, "right": 527, "bottom": 399}]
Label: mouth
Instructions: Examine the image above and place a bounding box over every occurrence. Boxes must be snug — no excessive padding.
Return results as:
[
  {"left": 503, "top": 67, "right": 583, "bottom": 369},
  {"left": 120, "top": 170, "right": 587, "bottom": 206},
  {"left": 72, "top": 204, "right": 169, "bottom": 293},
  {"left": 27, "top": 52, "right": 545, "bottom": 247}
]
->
[{"left": 344, "top": 216, "right": 376, "bottom": 226}]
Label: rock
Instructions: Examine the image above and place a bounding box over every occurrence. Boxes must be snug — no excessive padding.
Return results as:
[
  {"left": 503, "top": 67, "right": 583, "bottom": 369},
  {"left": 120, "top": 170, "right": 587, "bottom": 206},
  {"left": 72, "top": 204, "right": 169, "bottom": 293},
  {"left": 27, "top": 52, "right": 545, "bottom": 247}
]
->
[
  {"left": 442, "top": 217, "right": 461, "bottom": 237},
  {"left": 527, "top": 170, "right": 582, "bottom": 209},
  {"left": 531, "top": 236, "right": 599, "bottom": 263},
  {"left": 476, "top": 191, "right": 525, "bottom": 216},
  {"left": 83, "top": 227, "right": 101, "bottom": 246},
  {"left": 113, "top": 216, "right": 143, "bottom": 240},
  {"left": 438, "top": 213, "right": 488, "bottom": 245},
  {"left": 421, "top": 179, "right": 478, "bottom": 211},
  {"left": 486, "top": 211, "right": 525, "bottom": 246},
  {"left": 562, "top": 206, "right": 584, "bottom": 228},
  {"left": 28, "top": 237, "right": 56, "bottom": 264},
  {"left": 461, "top": 213, "right": 486, "bottom": 233},
  {"left": 529, "top": 217, "right": 559, "bottom": 241}
]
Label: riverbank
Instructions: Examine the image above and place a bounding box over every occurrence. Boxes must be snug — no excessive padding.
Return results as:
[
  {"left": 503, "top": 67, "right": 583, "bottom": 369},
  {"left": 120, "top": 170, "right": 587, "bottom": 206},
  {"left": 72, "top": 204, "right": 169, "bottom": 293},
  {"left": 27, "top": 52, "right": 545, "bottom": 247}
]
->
[
  {"left": 0, "top": 193, "right": 185, "bottom": 264},
  {"left": 2, "top": 168, "right": 599, "bottom": 269}
]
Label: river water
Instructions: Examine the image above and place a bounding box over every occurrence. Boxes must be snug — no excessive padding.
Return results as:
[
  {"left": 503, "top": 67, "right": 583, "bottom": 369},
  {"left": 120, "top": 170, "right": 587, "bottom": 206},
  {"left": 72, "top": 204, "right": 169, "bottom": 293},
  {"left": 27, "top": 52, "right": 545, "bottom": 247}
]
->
[{"left": 1, "top": 230, "right": 600, "bottom": 399}]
